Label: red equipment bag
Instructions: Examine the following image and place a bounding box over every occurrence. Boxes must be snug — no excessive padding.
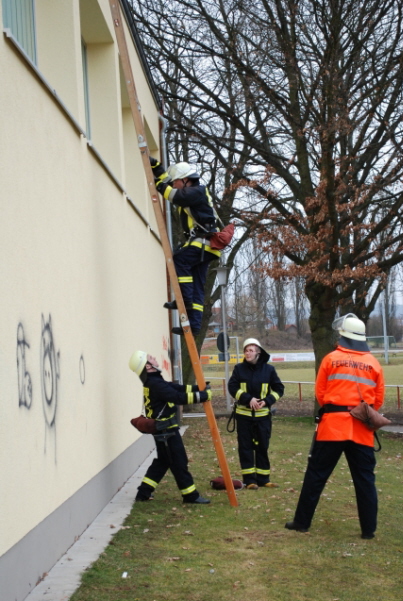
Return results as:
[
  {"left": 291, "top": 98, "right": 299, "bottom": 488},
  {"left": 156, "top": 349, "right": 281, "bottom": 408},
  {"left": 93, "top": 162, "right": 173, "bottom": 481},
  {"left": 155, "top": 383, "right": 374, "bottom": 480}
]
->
[
  {"left": 130, "top": 416, "right": 157, "bottom": 434},
  {"left": 210, "top": 476, "right": 244, "bottom": 490},
  {"left": 209, "top": 223, "right": 235, "bottom": 250}
]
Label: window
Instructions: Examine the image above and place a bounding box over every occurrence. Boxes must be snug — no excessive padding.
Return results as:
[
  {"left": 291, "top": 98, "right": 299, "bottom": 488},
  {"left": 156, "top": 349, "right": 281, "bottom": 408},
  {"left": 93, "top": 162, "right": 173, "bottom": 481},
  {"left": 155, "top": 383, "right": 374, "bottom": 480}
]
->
[
  {"left": 79, "top": 0, "right": 121, "bottom": 174},
  {"left": 2, "top": 0, "right": 36, "bottom": 62}
]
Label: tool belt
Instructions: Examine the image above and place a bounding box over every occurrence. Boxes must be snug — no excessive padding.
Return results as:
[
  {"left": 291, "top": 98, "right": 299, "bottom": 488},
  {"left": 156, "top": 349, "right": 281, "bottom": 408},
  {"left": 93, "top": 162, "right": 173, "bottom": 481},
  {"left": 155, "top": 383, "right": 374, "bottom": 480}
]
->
[
  {"left": 193, "top": 223, "right": 217, "bottom": 237},
  {"left": 155, "top": 415, "right": 178, "bottom": 432},
  {"left": 186, "top": 224, "right": 217, "bottom": 241}
]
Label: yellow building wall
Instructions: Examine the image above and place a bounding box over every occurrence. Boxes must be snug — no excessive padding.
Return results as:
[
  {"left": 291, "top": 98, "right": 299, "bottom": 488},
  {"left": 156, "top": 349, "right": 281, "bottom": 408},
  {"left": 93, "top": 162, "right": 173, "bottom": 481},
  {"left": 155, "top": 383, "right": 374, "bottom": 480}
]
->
[{"left": 0, "top": 1, "right": 169, "bottom": 597}]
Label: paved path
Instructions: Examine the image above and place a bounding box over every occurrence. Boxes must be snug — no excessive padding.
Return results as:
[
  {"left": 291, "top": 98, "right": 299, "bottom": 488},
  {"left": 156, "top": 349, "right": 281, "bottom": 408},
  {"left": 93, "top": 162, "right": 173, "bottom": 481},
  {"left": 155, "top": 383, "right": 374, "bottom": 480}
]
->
[{"left": 382, "top": 424, "right": 403, "bottom": 434}]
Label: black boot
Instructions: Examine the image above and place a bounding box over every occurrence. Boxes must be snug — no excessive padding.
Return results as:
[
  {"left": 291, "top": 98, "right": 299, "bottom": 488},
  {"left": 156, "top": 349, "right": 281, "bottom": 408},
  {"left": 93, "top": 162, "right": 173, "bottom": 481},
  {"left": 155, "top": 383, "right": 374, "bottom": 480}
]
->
[
  {"left": 171, "top": 327, "right": 200, "bottom": 336},
  {"left": 171, "top": 327, "right": 184, "bottom": 335},
  {"left": 163, "top": 300, "right": 178, "bottom": 310},
  {"left": 361, "top": 532, "right": 375, "bottom": 539},
  {"left": 164, "top": 300, "right": 193, "bottom": 311},
  {"left": 285, "top": 521, "right": 309, "bottom": 533},
  {"left": 183, "top": 495, "right": 211, "bottom": 504},
  {"left": 135, "top": 494, "right": 154, "bottom": 502}
]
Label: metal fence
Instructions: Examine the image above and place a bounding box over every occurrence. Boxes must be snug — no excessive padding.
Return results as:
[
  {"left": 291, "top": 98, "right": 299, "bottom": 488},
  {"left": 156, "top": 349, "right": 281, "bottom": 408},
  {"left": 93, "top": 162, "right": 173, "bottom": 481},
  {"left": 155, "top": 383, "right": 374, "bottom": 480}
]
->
[{"left": 207, "top": 377, "right": 402, "bottom": 411}]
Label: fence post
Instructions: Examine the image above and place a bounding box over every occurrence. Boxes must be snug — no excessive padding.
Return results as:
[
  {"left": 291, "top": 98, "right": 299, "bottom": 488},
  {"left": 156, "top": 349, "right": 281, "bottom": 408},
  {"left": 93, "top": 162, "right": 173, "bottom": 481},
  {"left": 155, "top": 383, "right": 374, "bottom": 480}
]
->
[
  {"left": 398, "top": 386, "right": 401, "bottom": 410},
  {"left": 298, "top": 383, "right": 302, "bottom": 403}
]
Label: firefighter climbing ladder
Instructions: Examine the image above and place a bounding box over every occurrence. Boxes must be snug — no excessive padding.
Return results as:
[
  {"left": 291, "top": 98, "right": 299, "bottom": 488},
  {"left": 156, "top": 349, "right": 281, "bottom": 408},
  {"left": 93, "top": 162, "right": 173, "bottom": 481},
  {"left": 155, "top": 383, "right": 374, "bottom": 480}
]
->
[{"left": 109, "top": 1, "right": 238, "bottom": 507}]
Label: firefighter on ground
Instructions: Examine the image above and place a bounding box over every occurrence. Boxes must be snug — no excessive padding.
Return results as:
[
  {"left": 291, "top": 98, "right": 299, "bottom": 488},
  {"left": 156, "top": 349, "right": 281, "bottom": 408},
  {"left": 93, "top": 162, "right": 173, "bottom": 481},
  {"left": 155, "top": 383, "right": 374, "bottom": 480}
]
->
[
  {"left": 150, "top": 157, "right": 220, "bottom": 336},
  {"left": 129, "top": 350, "right": 211, "bottom": 504},
  {"left": 285, "top": 313, "right": 385, "bottom": 539},
  {"left": 228, "top": 338, "right": 284, "bottom": 489}
]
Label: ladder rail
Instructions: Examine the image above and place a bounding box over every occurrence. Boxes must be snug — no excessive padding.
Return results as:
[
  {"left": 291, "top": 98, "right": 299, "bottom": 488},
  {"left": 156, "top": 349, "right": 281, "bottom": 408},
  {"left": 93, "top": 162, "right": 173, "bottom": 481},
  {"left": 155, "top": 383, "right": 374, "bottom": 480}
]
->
[{"left": 109, "top": 0, "right": 238, "bottom": 507}]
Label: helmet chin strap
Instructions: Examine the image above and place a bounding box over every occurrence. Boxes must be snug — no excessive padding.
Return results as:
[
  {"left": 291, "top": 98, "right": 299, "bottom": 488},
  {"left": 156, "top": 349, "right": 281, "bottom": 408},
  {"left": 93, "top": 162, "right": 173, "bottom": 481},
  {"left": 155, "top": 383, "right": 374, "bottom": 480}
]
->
[{"left": 146, "top": 362, "right": 161, "bottom": 373}]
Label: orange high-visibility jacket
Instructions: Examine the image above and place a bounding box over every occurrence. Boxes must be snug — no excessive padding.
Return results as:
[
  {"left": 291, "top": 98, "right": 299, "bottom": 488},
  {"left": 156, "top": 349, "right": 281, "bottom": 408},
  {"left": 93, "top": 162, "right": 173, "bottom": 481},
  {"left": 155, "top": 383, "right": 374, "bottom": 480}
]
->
[{"left": 315, "top": 346, "right": 385, "bottom": 446}]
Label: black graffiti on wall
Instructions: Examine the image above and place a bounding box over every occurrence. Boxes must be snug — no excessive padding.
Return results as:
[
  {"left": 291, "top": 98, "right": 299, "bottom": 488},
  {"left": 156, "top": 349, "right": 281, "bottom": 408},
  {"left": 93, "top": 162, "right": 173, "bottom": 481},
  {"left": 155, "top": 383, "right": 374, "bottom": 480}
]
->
[
  {"left": 79, "top": 354, "right": 85, "bottom": 384},
  {"left": 17, "top": 316, "right": 86, "bottom": 439},
  {"left": 17, "top": 323, "right": 33, "bottom": 408},
  {"left": 40, "top": 314, "right": 60, "bottom": 428}
]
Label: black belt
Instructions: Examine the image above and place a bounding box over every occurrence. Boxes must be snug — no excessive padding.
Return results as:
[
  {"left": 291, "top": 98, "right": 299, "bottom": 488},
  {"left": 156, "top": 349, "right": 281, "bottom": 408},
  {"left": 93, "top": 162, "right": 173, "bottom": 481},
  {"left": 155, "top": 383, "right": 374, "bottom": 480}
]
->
[
  {"left": 155, "top": 415, "right": 178, "bottom": 431},
  {"left": 317, "top": 403, "right": 382, "bottom": 453},
  {"left": 319, "top": 404, "right": 353, "bottom": 415}
]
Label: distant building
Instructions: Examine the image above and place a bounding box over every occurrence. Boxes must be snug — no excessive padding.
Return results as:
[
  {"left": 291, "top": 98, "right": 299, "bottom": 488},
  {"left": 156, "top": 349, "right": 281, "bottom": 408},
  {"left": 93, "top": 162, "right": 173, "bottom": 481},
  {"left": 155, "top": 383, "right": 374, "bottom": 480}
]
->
[
  {"left": 285, "top": 324, "right": 298, "bottom": 337},
  {"left": 208, "top": 306, "right": 234, "bottom": 333}
]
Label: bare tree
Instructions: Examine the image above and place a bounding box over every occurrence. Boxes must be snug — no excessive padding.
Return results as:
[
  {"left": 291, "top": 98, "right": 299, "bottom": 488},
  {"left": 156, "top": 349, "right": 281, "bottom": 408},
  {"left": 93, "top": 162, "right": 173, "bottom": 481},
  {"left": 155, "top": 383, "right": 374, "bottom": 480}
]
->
[
  {"left": 131, "top": 0, "right": 403, "bottom": 372},
  {"left": 245, "top": 240, "right": 269, "bottom": 334},
  {"left": 291, "top": 275, "right": 308, "bottom": 338},
  {"left": 367, "top": 270, "right": 401, "bottom": 341},
  {"left": 225, "top": 243, "right": 268, "bottom": 335},
  {"left": 266, "top": 277, "right": 289, "bottom": 331}
]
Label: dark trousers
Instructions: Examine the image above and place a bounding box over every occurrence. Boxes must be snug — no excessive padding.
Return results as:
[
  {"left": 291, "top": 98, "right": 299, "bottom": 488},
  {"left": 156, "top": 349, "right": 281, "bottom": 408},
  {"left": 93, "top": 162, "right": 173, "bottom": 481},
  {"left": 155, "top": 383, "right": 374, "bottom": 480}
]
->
[
  {"left": 136, "top": 430, "right": 199, "bottom": 501},
  {"left": 173, "top": 245, "right": 217, "bottom": 332},
  {"left": 236, "top": 417, "right": 272, "bottom": 485},
  {"left": 294, "top": 440, "right": 377, "bottom": 535}
]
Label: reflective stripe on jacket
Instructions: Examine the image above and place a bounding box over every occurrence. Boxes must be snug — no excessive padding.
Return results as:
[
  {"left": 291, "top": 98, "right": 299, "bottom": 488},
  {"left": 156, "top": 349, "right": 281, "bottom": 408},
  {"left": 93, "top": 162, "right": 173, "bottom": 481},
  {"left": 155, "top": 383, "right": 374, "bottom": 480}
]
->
[
  {"left": 315, "top": 346, "right": 385, "bottom": 445},
  {"left": 143, "top": 373, "right": 200, "bottom": 429},
  {"left": 228, "top": 359, "right": 284, "bottom": 419}
]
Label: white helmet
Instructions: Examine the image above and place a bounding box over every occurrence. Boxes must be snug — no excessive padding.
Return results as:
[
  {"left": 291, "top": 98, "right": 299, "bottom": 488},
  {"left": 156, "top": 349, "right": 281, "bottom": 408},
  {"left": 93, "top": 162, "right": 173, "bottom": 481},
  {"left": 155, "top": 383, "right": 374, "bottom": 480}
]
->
[
  {"left": 332, "top": 313, "right": 366, "bottom": 341},
  {"left": 243, "top": 337, "right": 263, "bottom": 351},
  {"left": 167, "top": 162, "right": 200, "bottom": 181},
  {"left": 128, "top": 350, "right": 147, "bottom": 376},
  {"left": 243, "top": 338, "right": 270, "bottom": 362}
]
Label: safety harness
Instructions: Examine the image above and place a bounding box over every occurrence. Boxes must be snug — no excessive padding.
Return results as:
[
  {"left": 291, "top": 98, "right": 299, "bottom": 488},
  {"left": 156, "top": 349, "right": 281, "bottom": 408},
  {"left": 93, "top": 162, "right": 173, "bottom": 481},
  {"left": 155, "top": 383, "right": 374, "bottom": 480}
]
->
[{"left": 182, "top": 189, "right": 225, "bottom": 261}]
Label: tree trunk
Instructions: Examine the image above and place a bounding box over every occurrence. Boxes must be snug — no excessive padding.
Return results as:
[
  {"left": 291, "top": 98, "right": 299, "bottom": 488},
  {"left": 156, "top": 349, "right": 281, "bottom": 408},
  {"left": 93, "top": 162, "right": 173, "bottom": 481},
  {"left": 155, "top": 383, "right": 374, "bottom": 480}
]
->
[
  {"left": 306, "top": 283, "right": 338, "bottom": 371},
  {"left": 306, "top": 281, "right": 339, "bottom": 413}
]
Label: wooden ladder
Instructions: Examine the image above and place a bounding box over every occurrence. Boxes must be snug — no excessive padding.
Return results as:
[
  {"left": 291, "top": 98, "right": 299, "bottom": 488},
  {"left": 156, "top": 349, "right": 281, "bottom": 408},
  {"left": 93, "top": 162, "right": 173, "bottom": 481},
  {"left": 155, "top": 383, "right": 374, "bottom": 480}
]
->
[{"left": 109, "top": 0, "right": 238, "bottom": 506}]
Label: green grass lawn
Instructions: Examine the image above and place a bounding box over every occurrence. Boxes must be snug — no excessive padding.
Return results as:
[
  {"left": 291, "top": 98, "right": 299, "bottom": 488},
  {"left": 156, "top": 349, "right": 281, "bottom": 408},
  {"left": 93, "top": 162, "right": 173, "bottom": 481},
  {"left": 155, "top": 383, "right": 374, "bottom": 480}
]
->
[{"left": 70, "top": 417, "right": 403, "bottom": 601}]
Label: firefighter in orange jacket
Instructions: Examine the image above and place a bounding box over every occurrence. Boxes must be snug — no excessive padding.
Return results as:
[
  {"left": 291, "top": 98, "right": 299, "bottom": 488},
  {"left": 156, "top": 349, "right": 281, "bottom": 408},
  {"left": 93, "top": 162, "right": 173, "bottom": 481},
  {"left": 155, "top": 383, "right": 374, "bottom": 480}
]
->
[{"left": 285, "top": 314, "right": 385, "bottom": 539}]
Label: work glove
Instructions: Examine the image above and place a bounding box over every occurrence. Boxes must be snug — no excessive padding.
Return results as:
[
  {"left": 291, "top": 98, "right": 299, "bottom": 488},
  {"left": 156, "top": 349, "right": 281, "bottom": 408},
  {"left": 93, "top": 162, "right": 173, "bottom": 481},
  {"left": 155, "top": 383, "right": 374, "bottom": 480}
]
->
[
  {"left": 191, "top": 382, "right": 209, "bottom": 392},
  {"left": 149, "top": 156, "right": 168, "bottom": 180},
  {"left": 198, "top": 389, "right": 212, "bottom": 403},
  {"left": 192, "top": 382, "right": 210, "bottom": 393},
  {"left": 156, "top": 180, "right": 171, "bottom": 197}
]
